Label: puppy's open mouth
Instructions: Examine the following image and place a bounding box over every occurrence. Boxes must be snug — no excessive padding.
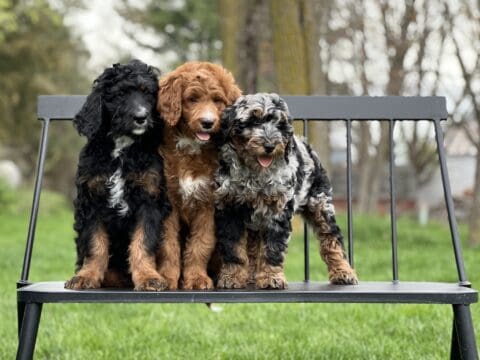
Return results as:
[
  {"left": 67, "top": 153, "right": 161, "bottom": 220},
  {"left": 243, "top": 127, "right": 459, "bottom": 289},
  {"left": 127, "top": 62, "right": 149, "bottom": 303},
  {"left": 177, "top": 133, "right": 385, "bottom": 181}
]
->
[
  {"left": 257, "top": 155, "right": 273, "bottom": 168},
  {"left": 195, "top": 132, "right": 211, "bottom": 141}
]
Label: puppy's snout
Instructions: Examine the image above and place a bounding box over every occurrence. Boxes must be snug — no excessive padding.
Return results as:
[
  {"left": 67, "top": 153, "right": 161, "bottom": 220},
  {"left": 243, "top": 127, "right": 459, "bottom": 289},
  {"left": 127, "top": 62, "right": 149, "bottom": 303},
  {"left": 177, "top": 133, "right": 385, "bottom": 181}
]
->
[
  {"left": 264, "top": 144, "right": 275, "bottom": 154},
  {"left": 200, "top": 118, "right": 214, "bottom": 130},
  {"left": 133, "top": 106, "right": 149, "bottom": 125}
]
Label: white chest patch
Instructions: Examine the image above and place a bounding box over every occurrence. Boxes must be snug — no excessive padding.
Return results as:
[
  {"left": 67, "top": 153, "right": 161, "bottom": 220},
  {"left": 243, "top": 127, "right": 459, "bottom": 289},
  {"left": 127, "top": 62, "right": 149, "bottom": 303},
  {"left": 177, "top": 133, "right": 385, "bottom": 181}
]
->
[
  {"left": 112, "top": 136, "right": 134, "bottom": 158},
  {"left": 179, "top": 176, "right": 210, "bottom": 202},
  {"left": 107, "top": 168, "right": 129, "bottom": 216},
  {"left": 107, "top": 136, "right": 134, "bottom": 217}
]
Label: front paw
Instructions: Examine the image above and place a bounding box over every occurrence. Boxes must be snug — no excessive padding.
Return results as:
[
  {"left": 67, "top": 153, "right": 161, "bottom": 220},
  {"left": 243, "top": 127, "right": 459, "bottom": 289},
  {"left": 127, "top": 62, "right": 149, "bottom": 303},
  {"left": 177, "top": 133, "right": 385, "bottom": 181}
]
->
[
  {"left": 65, "top": 275, "right": 101, "bottom": 290},
  {"left": 216, "top": 265, "right": 248, "bottom": 289},
  {"left": 255, "top": 272, "right": 287, "bottom": 289},
  {"left": 157, "top": 270, "right": 180, "bottom": 290},
  {"left": 134, "top": 277, "right": 169, "bottom": 291},
  {"left": 329, "top": 268, "right": 358, "bottom": 285},
  {"left": 183, "top": 273, "right": 214, "bottom": 290}
]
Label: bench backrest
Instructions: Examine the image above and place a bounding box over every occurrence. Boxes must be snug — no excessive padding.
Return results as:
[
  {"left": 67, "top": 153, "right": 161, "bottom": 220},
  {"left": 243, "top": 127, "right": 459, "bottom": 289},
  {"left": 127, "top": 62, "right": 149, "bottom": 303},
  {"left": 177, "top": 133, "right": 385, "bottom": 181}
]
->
[{"left": 21, "top": 95, "right": 469, "bottom": 287}]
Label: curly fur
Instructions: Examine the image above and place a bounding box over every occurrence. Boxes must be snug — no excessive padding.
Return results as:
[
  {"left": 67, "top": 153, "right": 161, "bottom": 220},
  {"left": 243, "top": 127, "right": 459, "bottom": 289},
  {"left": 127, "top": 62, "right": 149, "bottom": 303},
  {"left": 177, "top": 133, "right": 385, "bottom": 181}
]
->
[
  {"left": 156, "top": 61, "right": 241, "bottom": 290},
  {"left": 65, "top": 60, "right": 172, "bottom": 291},
  {"left": 214, "top": 93, "right": 358, "bottom": 289}
]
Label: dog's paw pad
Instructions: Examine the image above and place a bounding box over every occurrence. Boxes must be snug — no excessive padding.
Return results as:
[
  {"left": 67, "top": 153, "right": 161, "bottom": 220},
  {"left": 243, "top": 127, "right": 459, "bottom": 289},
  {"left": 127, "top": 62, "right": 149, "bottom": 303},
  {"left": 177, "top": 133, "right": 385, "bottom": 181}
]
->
[
  {"left": 65, "top": 276, "right": 101, "bottom": 290},
  {"left": 216, "top": 267, "right": 248, "bottom": 289},
  {"left": 216, "top": 274, "right": 247, "bottom": 289},
  {"left": 158, "top": 272, "right": 179, "bottom": 290},
  {"left": 330, "top": 270, "right": 358, "bottom": 285},
  {"left": 255, "top": 273, "right": 287, "bottom": 290},
  {"left": 134, "top": 278, "right": 168, "bottom": 291},
  {"left": 183, "top": 275, "right": 214, "bottom": 290}
]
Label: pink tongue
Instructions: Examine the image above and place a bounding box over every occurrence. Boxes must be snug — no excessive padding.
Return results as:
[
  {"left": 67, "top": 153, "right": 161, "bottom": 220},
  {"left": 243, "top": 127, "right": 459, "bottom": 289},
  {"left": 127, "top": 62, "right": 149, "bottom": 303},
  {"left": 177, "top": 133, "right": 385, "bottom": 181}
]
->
[
  {"left": 257, "top": 156, "right": 273, "bottom": 168},
  {"left": 196, "top": 132, "right": 211, "bottom": 141}
]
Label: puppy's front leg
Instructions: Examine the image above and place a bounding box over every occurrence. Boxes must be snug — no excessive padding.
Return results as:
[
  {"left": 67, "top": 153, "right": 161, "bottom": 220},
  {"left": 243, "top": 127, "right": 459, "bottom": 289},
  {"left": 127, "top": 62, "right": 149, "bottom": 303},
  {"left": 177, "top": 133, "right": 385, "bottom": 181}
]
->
[
  {"left": 305, "top": 196, "right": 358, "bottom": 285},
  {"left": 182, "top": 207, "right": 216, "bottom": 290},
  {"left": 129, "top": 208, "right": 165, "bottom": 291},
  {"left": 255, "top": 218, "right": 291, "bottom": 290},
  {"left": 65, "top": 224, "right": 109, "bottom": 290},
  {"left": 156, "top": 209, "right": 181, "bottom": 290},
  {"left": 215, "top": 206, "right": 249, "bottom": 289}
]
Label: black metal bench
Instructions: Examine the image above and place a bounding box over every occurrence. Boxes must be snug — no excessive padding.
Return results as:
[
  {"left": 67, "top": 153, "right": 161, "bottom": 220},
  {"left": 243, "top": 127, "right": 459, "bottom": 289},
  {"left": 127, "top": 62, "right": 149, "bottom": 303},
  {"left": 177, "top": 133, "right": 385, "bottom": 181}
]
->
[{"left": 16, "top": 95, "right": 478, "bottom": 360}]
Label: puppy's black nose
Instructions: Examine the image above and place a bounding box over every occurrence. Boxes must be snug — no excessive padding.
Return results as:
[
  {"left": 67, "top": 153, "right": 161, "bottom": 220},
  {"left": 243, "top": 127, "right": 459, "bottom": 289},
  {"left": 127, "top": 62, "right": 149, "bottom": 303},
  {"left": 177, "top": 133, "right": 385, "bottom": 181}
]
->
[
  {"left": 200, "top": 118, "right": 214, "bottom": 130},
  {"left": 264, "top": 144, "right": 275, "bottom": 153},
  {"left": 134, "top": 115, "right": 147, "bottom": 125}
]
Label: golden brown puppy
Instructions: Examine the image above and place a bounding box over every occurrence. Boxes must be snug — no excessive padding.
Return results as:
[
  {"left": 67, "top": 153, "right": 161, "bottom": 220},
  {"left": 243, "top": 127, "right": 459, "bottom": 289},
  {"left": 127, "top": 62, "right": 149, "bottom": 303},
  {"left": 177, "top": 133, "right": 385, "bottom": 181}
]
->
[{"left": 156, "top": 61, "right": 241, "bottom": 289}]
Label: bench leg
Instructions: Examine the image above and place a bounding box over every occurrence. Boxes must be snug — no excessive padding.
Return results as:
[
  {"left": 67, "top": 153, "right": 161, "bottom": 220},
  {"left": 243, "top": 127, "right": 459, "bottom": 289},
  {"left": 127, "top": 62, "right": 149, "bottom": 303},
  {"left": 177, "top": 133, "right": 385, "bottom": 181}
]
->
[
  {"left": 450, "top": 304, "right": 478, "bottom": 360},
  {"left": 16, "top": 303, "right": 43, "bottom": 360},
  {"left": 17, "top": 301, "right": 26, "bottom": 338}
]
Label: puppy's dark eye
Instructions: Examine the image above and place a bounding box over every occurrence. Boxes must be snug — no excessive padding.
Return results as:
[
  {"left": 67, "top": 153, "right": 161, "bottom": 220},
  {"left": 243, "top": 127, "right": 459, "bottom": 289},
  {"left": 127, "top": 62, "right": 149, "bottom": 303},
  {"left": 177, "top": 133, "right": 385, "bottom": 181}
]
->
[
  {"left": 214, "top": 98, "right": 224, "bottom": 104},
  {"left": 188, "top": 96, "right": 198, "bottom": 103}
]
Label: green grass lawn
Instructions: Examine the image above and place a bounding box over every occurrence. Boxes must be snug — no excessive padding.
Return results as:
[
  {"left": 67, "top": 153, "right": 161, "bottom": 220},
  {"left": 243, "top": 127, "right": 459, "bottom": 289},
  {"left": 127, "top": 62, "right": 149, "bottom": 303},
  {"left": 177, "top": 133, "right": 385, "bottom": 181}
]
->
[{"left": 1, "top": 191, "right": 479, "bottom": 359}]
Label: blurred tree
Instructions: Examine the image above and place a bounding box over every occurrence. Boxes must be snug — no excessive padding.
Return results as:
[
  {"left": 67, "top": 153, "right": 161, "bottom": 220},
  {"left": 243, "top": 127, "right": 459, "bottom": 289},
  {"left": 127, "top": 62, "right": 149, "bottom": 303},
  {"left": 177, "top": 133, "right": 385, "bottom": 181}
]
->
[
  {"left": 219, "top": 0, "right": 243, "bottom": 80},
  {"left": 0, "top": 0, "right": 88, "bottom": 196},
  {"left": 0, "top": 0, "right": 18, "bottom": 43},
  {"left": 327, "top": 0, "right": 443, "bottom": 214},
  {"left": 270, "top": 0, "right": 309, "bottom": 94},
  {"left": 401, "top": 0, "right": 444, "bottom": 214},
  {"left": 120, "top": 0, "right": 220, "bottom": 67},
  {"left": 301, "top": 0, "right": 332, "bottom": 172},
  {"left": 362, "top": 0, "right": 417, "bottom": 213},
  {"left": 445, "top": 0, "right": 480, "bottom": 245},
  {"left": 219, "top": 0, "right": 267, "bottom": 93},
  {"left": 270, "top": 0, "right": 331, "bottom": 168}
]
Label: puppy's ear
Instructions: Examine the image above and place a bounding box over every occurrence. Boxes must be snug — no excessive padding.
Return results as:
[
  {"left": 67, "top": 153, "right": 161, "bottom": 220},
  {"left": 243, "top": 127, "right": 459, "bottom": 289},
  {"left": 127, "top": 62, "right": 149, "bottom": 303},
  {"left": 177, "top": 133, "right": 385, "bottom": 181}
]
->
[
  {"left": 158, "top": 74, "right": 183, "bottom": 126},
  {"left": 285, "top": 135, "right": 294, "bottom": 163},
  {"left": 226, "top": 83, "right": 242, "bottom": 105},
  {"left": 220, "top": 69, "right": 242, "bottom": 105},
  {"left": 74, "top": 88, "right": 103, "bottom": 139},
  {"left": 215, "top": 104, "right": 237, "bottom": 146}
]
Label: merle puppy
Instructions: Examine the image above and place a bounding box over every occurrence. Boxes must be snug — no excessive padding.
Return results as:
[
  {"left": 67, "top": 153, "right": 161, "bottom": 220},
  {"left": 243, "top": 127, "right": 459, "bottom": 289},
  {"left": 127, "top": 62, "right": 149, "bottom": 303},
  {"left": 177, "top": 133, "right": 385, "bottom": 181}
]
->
[
  {"left": 214, "top": 93, "right": 358, "bottom": 289},
  {"left": 65, "top": 60, "right": 171, "bottom": 291}
]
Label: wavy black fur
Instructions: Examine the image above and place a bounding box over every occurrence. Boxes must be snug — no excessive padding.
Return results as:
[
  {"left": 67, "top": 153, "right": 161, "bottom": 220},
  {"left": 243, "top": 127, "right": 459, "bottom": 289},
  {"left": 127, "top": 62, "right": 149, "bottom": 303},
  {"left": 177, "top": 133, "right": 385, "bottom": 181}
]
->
[
  {"left": 66, "top": 60, "right": 170, "bottom": 290},
  {"left": 214, "top": 93, "right": 358, "bottom": 289}
]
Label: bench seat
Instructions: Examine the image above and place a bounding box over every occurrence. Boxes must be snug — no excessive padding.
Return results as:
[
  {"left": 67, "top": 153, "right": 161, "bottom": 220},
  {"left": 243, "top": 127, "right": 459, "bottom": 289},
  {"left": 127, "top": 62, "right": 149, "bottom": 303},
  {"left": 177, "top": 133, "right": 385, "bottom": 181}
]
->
[{"left": 18, "top": 281, "right": 478, "bottom": 304}]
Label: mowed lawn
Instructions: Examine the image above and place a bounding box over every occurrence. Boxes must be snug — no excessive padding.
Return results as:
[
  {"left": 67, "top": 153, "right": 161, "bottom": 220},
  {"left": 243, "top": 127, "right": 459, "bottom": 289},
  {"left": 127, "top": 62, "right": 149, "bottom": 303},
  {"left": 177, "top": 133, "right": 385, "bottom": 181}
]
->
[{"left": 1, "top": 191, "right": 479, "bottom": 359}]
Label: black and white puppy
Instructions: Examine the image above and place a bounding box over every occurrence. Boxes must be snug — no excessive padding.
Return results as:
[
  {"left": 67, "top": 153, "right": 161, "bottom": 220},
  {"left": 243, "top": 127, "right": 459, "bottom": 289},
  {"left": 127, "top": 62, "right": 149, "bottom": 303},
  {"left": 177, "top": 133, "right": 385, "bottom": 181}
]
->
[
  {"left": 214, "top": 93, "right": 358, "bottom": 289},
  {"left": 65, "top": 60, "right": 171, "bottom": 291}
]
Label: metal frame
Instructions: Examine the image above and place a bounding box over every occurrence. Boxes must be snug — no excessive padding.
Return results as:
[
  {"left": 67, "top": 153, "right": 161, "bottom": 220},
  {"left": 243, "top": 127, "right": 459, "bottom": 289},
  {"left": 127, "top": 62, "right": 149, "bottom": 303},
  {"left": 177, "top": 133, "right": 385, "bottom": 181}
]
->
[{"left": 16, "top": 95, "right": 478, "bottom": 360}]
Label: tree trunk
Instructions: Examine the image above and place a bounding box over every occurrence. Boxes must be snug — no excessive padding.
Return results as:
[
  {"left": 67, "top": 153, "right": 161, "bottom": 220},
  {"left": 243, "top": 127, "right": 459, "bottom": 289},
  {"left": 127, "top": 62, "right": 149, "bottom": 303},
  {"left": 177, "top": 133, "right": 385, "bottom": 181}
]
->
[
  {"left": 219, "top": 0, "right": 244, "bottom": 79},
  {"left": 355, "top": 0, "right": 375, "bottom": 212},
  {"left": 270, "top": 0, "right": 309, "bottom": 95},
  {"left": 300, "top": 0, "right": 331, "bottom": 171},
  {"left": 357, "top": 123, "right": 375, "bottom": 213},
  {"left": 359, "top": 0, "right": 416, "bottom": 213},
  {"left": 468, "top": 142, "right": 480, "bottom": 245},
  {"left": 270, "top": 0, "right": 333, "bottom": 170},
  {"left": 238, "top": 0, "right": 266, "bottom": 93}
]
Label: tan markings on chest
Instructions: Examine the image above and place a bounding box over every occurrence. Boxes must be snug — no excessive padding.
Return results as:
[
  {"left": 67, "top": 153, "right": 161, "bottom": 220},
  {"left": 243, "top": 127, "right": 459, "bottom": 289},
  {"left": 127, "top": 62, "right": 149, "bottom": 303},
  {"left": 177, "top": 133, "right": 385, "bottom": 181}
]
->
[
  {"left": 79, "top": 175, "right": 108, "bottom": 196},
  {"left": 125, "top": 171, "right": 161, "bottom": 197}
]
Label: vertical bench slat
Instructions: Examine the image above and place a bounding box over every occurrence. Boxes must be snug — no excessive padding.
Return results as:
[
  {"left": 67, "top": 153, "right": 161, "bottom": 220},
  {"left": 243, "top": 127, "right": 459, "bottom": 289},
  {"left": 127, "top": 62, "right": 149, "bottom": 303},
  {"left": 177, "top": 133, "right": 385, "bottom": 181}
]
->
[
  {"left": 303, "top": 119, "right": 310, "bottom": 282},
  {"left": 433, "top": 119, "right": 469, "bottom": 285},
  {"left": 389, "top": 120, "right": 399, "bottom": 283},
  {"left": 20, "top": 119, "right": 51, "bottom": 283},
  {"left": 346, "top": 119, "right": 354, "bottom": 267}
]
